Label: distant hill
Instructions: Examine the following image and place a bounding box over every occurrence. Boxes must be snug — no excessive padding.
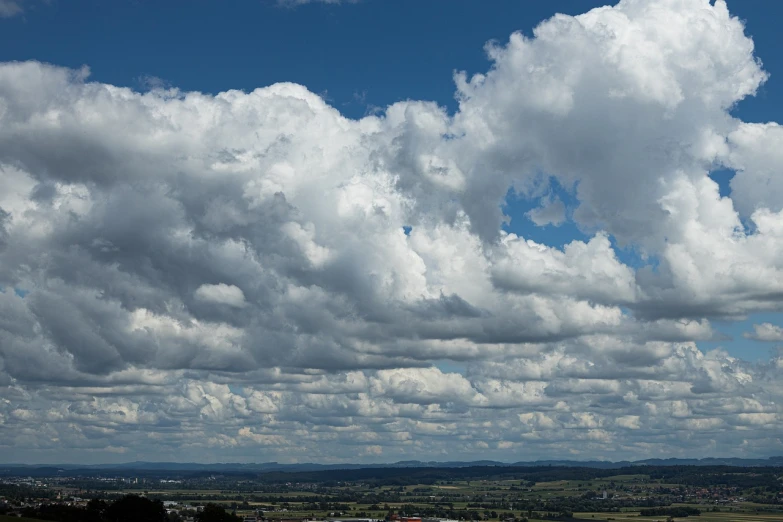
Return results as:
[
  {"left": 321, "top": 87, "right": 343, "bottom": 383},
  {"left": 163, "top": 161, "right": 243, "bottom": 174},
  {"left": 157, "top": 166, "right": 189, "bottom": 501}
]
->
[{"left": 1, "top": 456, "right": 782, "bottom": 474}]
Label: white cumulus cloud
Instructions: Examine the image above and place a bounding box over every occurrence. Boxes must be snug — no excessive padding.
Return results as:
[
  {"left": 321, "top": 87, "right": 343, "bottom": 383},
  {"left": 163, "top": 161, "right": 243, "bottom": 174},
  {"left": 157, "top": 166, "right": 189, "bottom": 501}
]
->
[
  {"left": 195, "top": 283, "right": 248, "bottom": 308},
  {"left": 744, "top": 323, "right": 783, "bottom": 342},
  {"left": 0, "top": 0, "right": 782, "bottom": 463}
]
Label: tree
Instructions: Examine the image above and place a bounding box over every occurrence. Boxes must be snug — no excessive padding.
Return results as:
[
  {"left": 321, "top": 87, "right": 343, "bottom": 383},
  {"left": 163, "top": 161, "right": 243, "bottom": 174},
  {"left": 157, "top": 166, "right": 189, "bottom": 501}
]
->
[
  {"left": 87, "top": 498, "right": 109, "bottom": 513},
  {"left": 104, "top": 495, "right": 167, "bottom": 522},
  {"left": 196, "top": 503, "right": 242, "bottom": 522}
]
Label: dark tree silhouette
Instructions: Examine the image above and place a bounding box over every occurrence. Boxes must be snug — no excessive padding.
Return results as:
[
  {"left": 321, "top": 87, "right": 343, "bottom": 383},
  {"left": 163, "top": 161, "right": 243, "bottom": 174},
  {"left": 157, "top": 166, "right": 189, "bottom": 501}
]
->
[{"left": 104, "top": 494, "right": 168, "bottom": 522}]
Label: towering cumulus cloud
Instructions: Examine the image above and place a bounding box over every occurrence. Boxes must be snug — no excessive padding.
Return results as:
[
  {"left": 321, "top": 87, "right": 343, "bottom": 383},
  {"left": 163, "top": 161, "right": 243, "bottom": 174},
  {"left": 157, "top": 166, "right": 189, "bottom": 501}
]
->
[{"left": 0, "top": 0, "right": 782, "bottom": 462}]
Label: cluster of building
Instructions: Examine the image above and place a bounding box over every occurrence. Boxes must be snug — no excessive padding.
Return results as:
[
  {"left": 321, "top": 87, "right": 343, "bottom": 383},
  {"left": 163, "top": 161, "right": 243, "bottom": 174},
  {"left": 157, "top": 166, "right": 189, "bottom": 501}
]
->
[
  {"left": 388, "top": 516, "right": 459, "bottom": 522},
  {"left": 1, "top": 494, "right": 84, "bottom": 507}
]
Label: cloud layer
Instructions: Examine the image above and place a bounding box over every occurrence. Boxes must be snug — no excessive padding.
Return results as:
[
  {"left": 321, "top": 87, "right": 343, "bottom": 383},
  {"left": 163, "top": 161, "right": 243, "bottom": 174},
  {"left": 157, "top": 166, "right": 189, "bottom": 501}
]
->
[{"left": 0, "top": 0, "right": 782, "bottom": 463}]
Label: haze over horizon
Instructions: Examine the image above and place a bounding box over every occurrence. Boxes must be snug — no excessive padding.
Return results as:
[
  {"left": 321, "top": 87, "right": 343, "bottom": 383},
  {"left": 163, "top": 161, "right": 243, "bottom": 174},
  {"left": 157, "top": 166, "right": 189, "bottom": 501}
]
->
[{"left": 1, "top": 0, "right": 783, "bottom": 465}]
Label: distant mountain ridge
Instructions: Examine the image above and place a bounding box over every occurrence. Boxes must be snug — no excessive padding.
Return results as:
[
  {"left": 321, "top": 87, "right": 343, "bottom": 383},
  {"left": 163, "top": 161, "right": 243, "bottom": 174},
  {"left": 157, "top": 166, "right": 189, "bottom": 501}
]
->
[{"left": 3, "top": 456, "right": 783, "bottom": 472}]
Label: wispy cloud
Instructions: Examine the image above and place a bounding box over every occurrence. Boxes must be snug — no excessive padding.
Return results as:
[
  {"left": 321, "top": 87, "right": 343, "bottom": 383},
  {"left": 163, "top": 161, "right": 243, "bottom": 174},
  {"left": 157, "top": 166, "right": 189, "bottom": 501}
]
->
[{"left": 0, "top": 0, "right": 23, "bottom": 18}]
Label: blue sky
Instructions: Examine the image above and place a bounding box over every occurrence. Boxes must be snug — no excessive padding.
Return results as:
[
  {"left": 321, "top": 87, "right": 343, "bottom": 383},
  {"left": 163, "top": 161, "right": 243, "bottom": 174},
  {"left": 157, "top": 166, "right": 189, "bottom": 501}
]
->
[
  {"left": 3, "top": 0, "right": 780, "bottom": 361},
  {"left": 3, "top": 1, "right": 613, "bottom": 116},
  {"left": 2, "top": 0, "right": 783, "bottom": 463},
  {"left": 3, "top": 0, "right": 782, "bottom": 123}
]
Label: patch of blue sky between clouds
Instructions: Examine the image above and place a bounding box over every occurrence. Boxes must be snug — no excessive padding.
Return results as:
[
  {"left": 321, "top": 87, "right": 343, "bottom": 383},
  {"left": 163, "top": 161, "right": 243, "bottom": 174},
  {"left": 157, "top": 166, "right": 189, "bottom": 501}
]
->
[
  {"left": 697, "top": 312, "right": 783, "bottom": 362},
  {"left": 709, "top": 168, "right": 736, "bottom": 199},
  {"left": 501, "top": 177, "right": 587, "bottom": 248},
  {"left": 609, "top": 236, "right": 660, "bottom": 272},
  {"left": 433, "top": 359, "right": 467, "bottom": 376},
  {"left": 708, "top": 167, "right": 756, "bottom": 235},
  {"left": 0, "top": 286, "right": 28, "bottom": 298},
  {"left": 501, "top": 177, "right": 657, "bottom": 270}
]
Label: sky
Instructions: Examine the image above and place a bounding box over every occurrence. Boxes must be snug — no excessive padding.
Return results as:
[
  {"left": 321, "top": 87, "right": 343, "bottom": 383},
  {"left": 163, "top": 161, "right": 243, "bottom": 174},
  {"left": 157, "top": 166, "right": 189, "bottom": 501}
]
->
[{"left": 0, "top": 0, "right": 783, "bottom": 465}]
